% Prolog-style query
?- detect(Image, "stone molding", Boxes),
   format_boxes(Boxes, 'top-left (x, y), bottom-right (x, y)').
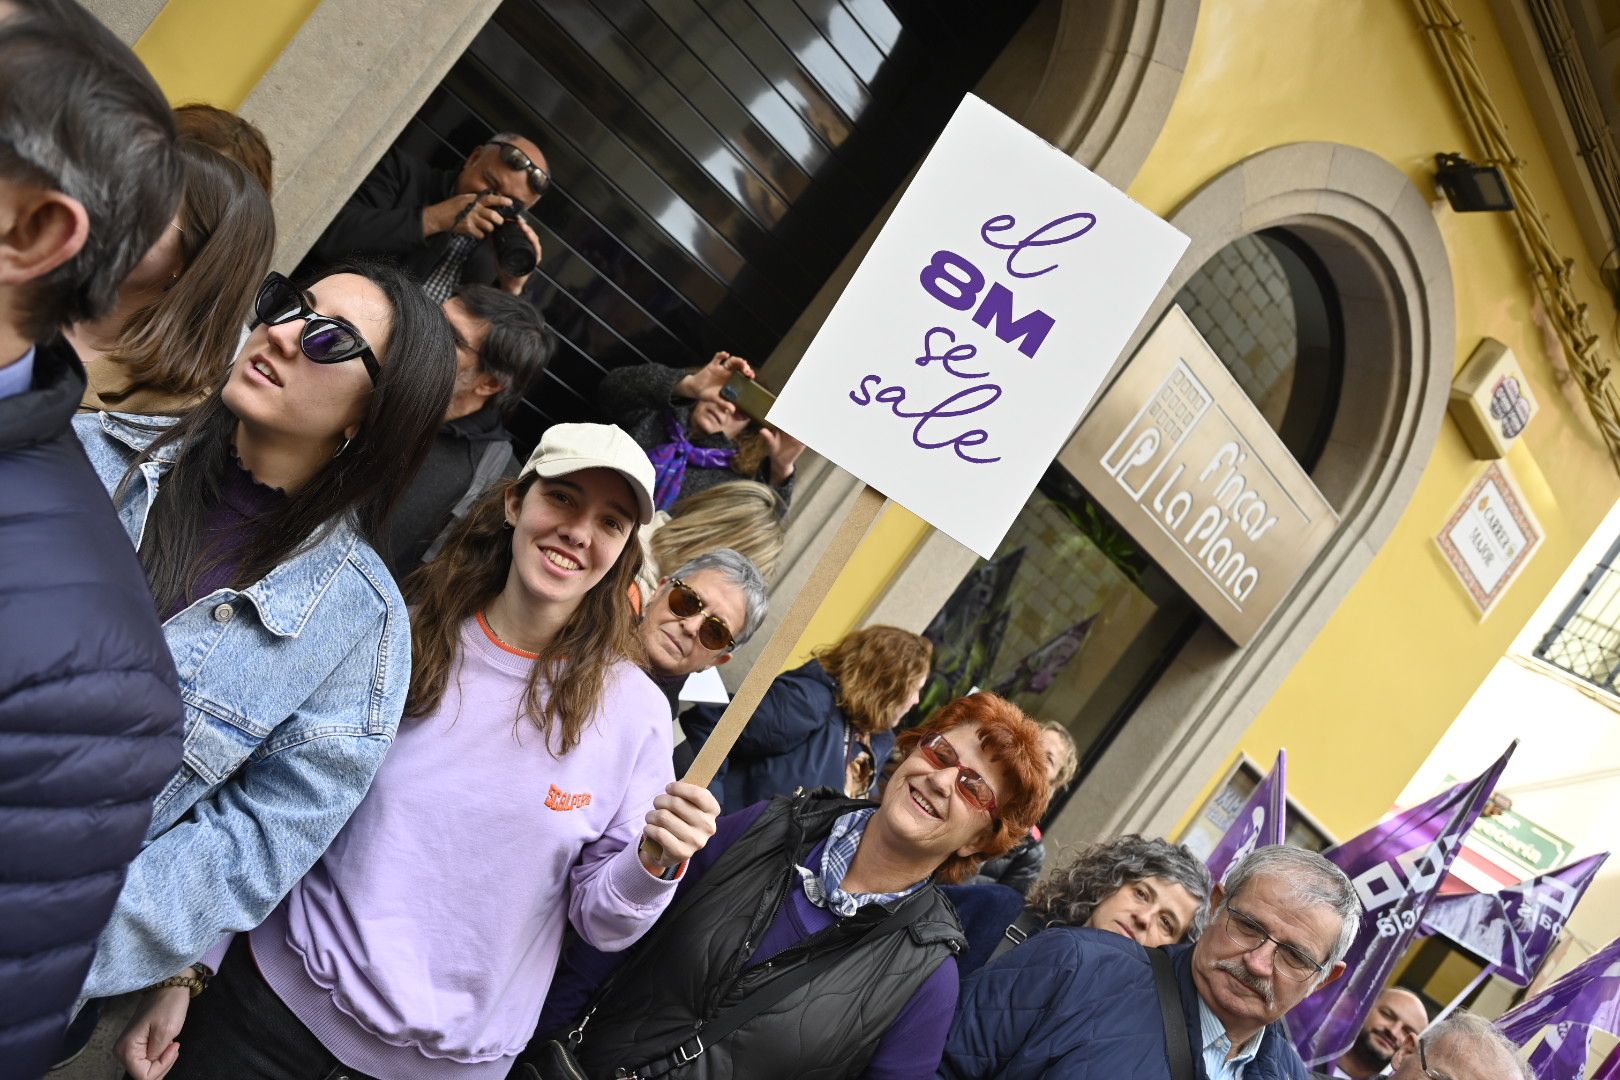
top-left (83, 0), bottom-right (165, 45)
top-left (238, 0), bottom-right (503, 273)
top-left (1045, 142), bottom-right (1456, 847)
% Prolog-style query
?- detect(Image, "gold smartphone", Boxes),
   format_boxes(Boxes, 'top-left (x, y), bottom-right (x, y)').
top-left (721, 372), bottom-right (777, 426)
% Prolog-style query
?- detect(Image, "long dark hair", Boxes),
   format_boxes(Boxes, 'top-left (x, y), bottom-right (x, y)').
top-left (101, 139), bottom-right (275, 407)
top-left (129, 259), bottom-right (455, 613)
top-left (402, 474), bottom-right (647, 752)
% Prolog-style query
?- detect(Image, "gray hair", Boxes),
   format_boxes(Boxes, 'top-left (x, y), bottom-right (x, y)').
top-left (0, 0), bottom-right (181, 338)
top-left (1421, 1011), bottom-right (1533, 1080)
top-left (670, 548), bottom-right (768, 648)
top-left (1028, 834), bottom-right (1215, 939)
top-left (1223, 845), bottom-right (1362, 972)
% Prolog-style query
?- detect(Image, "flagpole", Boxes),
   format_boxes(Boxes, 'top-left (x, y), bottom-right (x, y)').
top-left (1430, 963), bottom-right (1495, 1024)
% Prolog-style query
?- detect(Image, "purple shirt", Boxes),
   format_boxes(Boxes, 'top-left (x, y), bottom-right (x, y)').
top-left (249, 616), bottom-right (679, 1079)
top-left (541, 801), bottom-right (960, 1080)
top-left (160, 448), bottom-right (285, 620)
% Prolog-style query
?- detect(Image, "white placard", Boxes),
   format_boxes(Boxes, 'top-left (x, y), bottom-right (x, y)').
top-left (768, 94), bottom-right (1190, 558)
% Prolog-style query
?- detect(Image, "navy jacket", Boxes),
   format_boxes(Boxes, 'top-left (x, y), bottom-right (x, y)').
top-left (0, 339), bottom-right (183, 1077)
top-left (938, 929), bottom-right (1311, 1080)
top-left (683, 660), bottom-right (895, 812)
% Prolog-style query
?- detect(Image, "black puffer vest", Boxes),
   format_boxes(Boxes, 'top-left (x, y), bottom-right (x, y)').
top-left (573, 790), bottom-right (966, 1079)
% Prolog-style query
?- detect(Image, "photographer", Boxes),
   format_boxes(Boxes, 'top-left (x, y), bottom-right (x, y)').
top-left (302, 132), bottom-right (547, 302)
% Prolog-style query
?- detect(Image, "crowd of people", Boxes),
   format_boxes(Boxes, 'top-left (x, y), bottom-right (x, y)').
top-left (0, 3), bottom-right (1535, 1079)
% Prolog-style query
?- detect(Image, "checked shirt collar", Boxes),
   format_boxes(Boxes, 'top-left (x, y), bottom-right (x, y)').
top-left (794, 807), bottom-right (928, 917)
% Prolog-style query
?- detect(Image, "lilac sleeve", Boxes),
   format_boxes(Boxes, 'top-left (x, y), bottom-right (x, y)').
top-left (860, 957), bottom-right (960, 1080)
top-left (566, 684), bottom-right (682, 952)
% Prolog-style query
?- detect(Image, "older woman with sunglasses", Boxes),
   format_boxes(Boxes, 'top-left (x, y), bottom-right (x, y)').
top-left (121, 422), bottom-right (722, 1080)
top-left (527, 692), bottom-right (1051, 1080)
top-left (70, 261), bottom-right (455, 1065)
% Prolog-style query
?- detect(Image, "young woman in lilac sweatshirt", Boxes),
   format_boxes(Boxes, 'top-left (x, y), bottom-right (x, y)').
top-left (120, 423), bottom-right (722, 1080)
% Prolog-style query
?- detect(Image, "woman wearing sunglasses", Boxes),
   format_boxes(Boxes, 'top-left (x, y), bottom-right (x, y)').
top-left (683, 624), bottom-right (933, 811)
top-left (69, 261), bottom-right (455, 1052)
top-left (120, 422), bottom-right (722, 1080)
top-left (526, 692), bottom-right (1051, 1080)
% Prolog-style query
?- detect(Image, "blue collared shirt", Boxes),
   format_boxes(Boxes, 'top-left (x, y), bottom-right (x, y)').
top-left (1198, 993), bottom-right (1265, 1080)
top-left (793, 807), bottom-right (927, 916)
top-left (0, 346), bottom-right (35, 401)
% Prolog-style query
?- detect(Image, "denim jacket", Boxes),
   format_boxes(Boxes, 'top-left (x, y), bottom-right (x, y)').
top-left (73, 413), bottom-right (411, 998)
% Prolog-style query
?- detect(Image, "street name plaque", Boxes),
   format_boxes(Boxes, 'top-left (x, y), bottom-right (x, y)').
top-left (1060, 306), bottom-right (1339, 645)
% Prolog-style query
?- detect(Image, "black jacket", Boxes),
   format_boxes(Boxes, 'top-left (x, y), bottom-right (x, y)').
top-left (299, 146), bottom-right (505, 287)
top-left (969, 830), bottom-right (1046, 895)
top-left (383, 402), bottom-right (517, 577)
top-left (0, 339), bottom-right (183, 1077)
top-left (570, 791), bottom-right (964, 1079)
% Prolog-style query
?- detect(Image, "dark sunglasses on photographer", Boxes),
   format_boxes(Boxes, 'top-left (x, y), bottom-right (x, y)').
top-left (489, 140), bottom-right (550, 199)
top-left (253, 272), bottom-right (380, 384)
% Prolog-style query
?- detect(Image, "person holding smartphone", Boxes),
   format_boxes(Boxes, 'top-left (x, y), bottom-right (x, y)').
top-left (596, 351), bottom-right (805, 512)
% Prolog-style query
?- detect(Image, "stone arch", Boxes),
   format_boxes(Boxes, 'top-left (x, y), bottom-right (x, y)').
top-left (1048, 142), bottom-right (1456, 844)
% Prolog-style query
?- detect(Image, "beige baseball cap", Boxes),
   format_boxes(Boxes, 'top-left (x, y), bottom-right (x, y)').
top-left (517, 423), bottom-right (656, 525)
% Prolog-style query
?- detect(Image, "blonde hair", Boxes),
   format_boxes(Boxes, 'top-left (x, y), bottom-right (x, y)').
top-left (651, 480), bottom-right (785, 582)
top-left (815, 625), bottom-right (932, 736)
top-left (1040, 720), bottom-right (1080, 791)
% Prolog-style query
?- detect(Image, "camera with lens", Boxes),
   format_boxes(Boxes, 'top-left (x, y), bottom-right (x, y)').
top-left (491, 203), bottom-right (537, 279)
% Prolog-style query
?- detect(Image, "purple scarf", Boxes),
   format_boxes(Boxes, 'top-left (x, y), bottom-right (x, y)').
top-left (646, 410), bottom-right (736, 510)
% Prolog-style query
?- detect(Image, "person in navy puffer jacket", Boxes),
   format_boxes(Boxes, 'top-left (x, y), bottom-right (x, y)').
top-left (938, 846), bottom-right (1362, 1080)
top-left (683, 625), bottom-right (932, 810)
top-left (0, 2), bottom-right (186, 1076)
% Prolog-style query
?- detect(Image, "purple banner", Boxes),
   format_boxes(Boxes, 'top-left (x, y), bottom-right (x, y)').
top-left (1525, 1022), bottom-right (1592, 1080)
top-left (1497, 936), bottom-right (1620, 1048)
top-left (1420, 852), bottom-right (1607, 985)
top-left (1206, 749), bottom-right (1287, 887)
top-left (1286, 744), bottom-right (1515, 1066)
top-left (1419, 891), bottom-right (1523, 973)
top-left (1500, 852), bottom-right (1609, 985)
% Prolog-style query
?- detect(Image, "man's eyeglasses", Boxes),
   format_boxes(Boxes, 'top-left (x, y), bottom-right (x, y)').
top-left (489, 141), bottom-right (550, 199)
top-left (1217, 906), bottom-right (1327, 981)
top-left (915, 731), bottom-right (999, 820)
top-left (666, 578), bottom-right (735, 652)
top-left (1416, 1037), bottom-right (1452, 1080)
top-left (254, 272), bottom-right (380, 384)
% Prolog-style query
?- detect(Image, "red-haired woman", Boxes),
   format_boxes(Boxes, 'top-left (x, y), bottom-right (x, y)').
top-left (527, 692), bottom-right (1051, 1080)
top-left (683, 624), bottom-right (933, 810)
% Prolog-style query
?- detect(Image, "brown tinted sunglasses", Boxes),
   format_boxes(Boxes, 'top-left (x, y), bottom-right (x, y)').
top-left (667, 578), bottom-right (735, 652)
top-left (916, 731), bottom-right (1000, 819)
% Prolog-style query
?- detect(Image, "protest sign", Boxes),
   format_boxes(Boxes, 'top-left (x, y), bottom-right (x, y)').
top-left (1287, 744), bottom-right (1515, 1065)
top-left (1205, 749), bottom-right (1287, 886)
top-left (769, 93), bottom-right (1190, 560)
top-left (678, 95), bottom-right (1189, 794)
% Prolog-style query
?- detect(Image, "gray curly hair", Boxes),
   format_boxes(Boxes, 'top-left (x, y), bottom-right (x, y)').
top-left (1027, 834), bottom-right (1214, 940)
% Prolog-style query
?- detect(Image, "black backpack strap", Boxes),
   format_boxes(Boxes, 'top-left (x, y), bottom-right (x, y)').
top-left (1148, 946), bottom-right (1196, 1080)
top-left (987, 909), bottom-right (1046, 966)
top-left (637, 900), bottom-right (922, 1078)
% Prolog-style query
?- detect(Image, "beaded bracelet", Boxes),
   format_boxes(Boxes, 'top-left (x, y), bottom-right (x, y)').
top-left (149, 971), bottom-right (205, 999)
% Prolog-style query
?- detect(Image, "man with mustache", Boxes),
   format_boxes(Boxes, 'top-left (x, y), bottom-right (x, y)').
top-left (1312, 987), bottom-right (1429, 1078)
top-left (939, 845), bottom-right (1360, 1079)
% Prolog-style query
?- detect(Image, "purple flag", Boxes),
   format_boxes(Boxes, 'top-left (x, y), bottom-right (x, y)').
top-left (1419, 891), bottom-right (1524, 973)
top-left (1525, 1022), bottom-right (1592, 1080)
top-left (1420, 852), bottom-right (1608, 985)
top-left (1498, 852), bottom-right (1609, 985)
top-left (1206, 749), bottom-right (1287, 887)
top-left (1286, 744), bottom-right (1515, 1066)
top-left (1497, 936), bottom-right (1620, 1047)
top-left (1593, 1042), bottom-right (1620, 1080)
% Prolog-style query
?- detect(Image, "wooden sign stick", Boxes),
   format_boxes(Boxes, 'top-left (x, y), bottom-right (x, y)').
top-left (683, 482), bottom-right (887, 787)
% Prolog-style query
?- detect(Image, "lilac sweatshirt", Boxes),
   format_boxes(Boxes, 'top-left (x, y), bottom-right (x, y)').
top-left (540, 801), bottom-right (960, 1080)
top-left (249, 615), bottom-right (679, 1079)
